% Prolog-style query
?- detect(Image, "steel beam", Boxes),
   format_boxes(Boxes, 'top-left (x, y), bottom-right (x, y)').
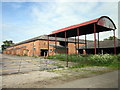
top-left (65, 31), bottom-right (68, 67)
top-left (75, 36), bottom-right (77, 55)
top-left (85, 34), bottom-right (87, 53)
top-left (77, 28), bottom-right (80, 55)
top-left (94, 24), bottom-right (97, 55)
top-left (55, 34), bottom-right (57, 53)
top-left (113, 30), bottom-right (116, 55)
top-left (98, 32), bottom-right (100, 54)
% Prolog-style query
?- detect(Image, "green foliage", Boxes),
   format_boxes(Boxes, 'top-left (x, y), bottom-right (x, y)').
top-left (104, 36), bottom-right (117, 40)
top-left (69, 64), bottom-right (85, 69)
top-left (16, 54), bottom-right (20, 56)
top-left (23, 54), bottom-right (27, 56)
top-left (50, 63), bottom-right (64, 68)
top-left (34, 56), bottom-right (38, 58)
top-left (48, 54), bottom-right (120, 69)
top-left (1, 40), bottom-right (14, 51)
top-left (88, 54), bottom-right (114, 66)
top-left (48, 54), bottom-right (67, 61)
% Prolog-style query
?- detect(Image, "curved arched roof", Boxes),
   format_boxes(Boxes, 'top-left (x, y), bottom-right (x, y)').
top-left (49, 16), bottom-right (116, 38)
top-left (97, 16), bottom-right (116, 29)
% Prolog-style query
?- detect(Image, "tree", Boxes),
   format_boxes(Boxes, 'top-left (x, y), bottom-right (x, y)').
top-left (1, 40), bottom-right (14, 51)
top-left (104, 36), bottom-right (117, 40)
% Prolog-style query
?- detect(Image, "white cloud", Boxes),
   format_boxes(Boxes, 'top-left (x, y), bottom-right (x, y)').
top-left (30, 2), bottom-right (98, 32)
top-left (29, 2), bottom-right (118, 40)
top-left (2, 1), bottom-right (118, 44)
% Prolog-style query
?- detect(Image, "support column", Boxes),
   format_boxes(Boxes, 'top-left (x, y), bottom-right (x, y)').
top-left (48, 36), bottom-right (49, 57)
top-left (55, 34), bottom-right (57, 54)
top-left (113, 30), bottom-right (116, 55)
top-left (94, 24), bottom-right (97, 55)
top-left (65, 31), bottom-right (68, 67)
top-left (98, 32), bottom-right (100, 54)
top-left (85, 34), bottom-right (87, 54)
top-left (77, 28), bottom-right (80, 55)
top-left (75, 36), bottom-right (77, 55)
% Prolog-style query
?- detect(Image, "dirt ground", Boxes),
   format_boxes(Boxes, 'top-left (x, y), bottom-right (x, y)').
top-left (2, 71), bottom-right (61, 88)
top-left (0, 76), bottom-right (2, 89)
top-left (1, 54), bottom-right (75, 75)
top-left (2, 66), bottom-right (114, 88)
top-left (1, 54), bottom-right (117, 88)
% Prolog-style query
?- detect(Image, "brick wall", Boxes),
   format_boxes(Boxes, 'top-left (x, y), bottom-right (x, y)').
top-left (3, 39), bottom-right (84, 56)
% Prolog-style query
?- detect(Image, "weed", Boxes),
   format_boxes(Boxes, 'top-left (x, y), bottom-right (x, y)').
top-left (23, 54), bottom-right (27, 56)
top-left (48, 54), bottom-right (120, 69)
top-left (50, 63), bottom-right (64, 68)
top-left (16, 54), bottom-right (20, 56)
top-left (33, 56), bottom-right (38, 58)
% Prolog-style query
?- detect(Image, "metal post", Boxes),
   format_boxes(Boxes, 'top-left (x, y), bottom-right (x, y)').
top-left (77, 28), bottom-right (80, 55)
top-left (65, 31), bottom-right (68, 67)
top-left (75, 36), bottom-right (77, 55)
top-left (55, 34), bottom-right (57, 54)
top-left (85, 34), bottom-right (87, 54)
top-left (48, 36), bottom-right (49, 57)
top-left (94, 24), bottom-right (97, 55)
top-left (113, 30), bottom-right (116, 55)
top-left (98, 32), bottom-right (100, 54)
top-left (66, 33), bottom-right (68, 67)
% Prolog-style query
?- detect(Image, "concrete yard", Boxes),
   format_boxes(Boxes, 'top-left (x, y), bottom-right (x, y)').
top-left (1, 54), bottom-right (119, 88)
top-left (1, 54), bottom-right (74, 75)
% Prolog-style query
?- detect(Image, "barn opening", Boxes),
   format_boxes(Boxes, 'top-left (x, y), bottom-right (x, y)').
top-left (40, 49), bottom-right (48, 56)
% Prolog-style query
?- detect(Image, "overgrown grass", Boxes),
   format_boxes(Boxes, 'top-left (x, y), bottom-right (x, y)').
top-left (16, 54), bottom-right (20, 56)
top-left (23, 54), bottom-right (27, 56)
top-left (32, 56), bottom-right (38, 58)
top-left (50, 63), bottom-right (64, 68)
top-left (48, 54), bottom-right (120, 69)
top-left (48, 54), bottom-right (67, 61)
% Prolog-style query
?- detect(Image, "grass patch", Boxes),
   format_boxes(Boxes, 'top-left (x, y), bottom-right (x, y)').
top-left (33, 56), bottom-right (38, 58)
top-left (16, 54), bottom-right (20, 56)
top-left (23, 54), bottom-right (27, 56)
top-left (47, 70), bottom-right (57, 72)
top-left (50, 63), bottom-right (64, 68)
top-left (48, 54), bottom-right (120, 69)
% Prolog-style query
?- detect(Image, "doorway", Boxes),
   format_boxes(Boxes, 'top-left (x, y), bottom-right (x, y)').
top-left (40, 49), bottom-right (48, 56)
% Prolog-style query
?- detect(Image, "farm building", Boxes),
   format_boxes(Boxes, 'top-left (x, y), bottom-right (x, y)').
top-left (3, 16), bottom-right (118, 56)
top-left (79, 39), bottom-right (120, 54)
top-left (48, 16), bottom-right (117, 55)
top-left (3, 35), bottom-right (85, 56)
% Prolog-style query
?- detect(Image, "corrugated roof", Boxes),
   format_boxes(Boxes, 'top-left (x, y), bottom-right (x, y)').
top-left (9, 35), bottom-right (85, 47)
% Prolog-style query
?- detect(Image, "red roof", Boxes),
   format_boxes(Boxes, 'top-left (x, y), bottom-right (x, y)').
top-left (49, 16), bottom-right (116, 37)
top-left (51, 18), bottom-right (99, 35)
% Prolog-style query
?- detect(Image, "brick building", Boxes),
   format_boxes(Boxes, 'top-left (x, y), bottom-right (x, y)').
top-left (3, 16), bottom-right (117, 56)
top-left (3, 35), bottom-right (85, 56)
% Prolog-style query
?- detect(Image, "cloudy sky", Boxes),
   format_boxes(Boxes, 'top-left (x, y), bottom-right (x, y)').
top-left (1, 0), bottom-right (119, 46)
